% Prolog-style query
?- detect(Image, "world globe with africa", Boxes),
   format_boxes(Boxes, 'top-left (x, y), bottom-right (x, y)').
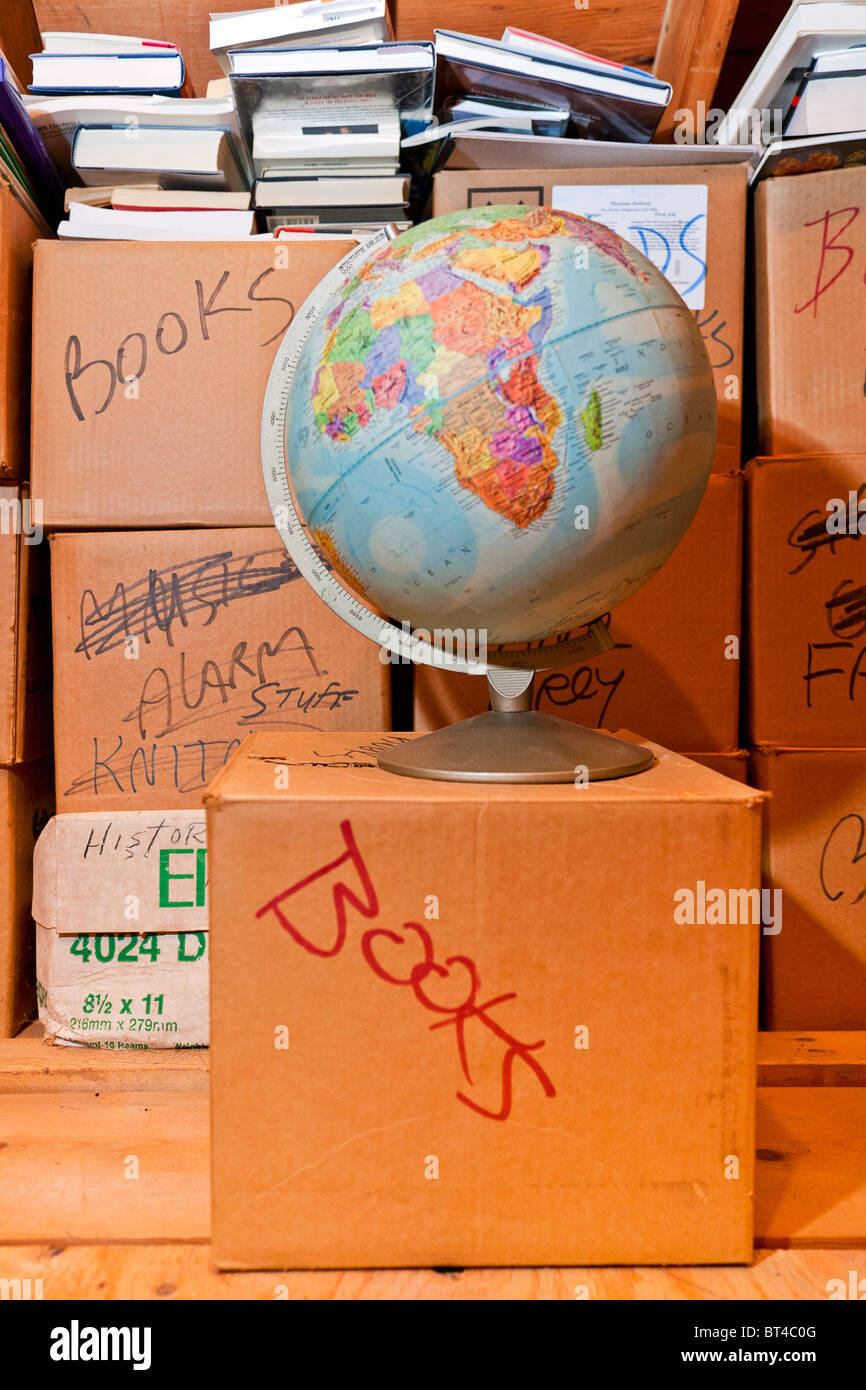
top-left (287, 204), bottom-right (716, 648)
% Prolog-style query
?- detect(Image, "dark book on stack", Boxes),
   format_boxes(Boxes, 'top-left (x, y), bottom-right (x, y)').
top-left (433, 29), bottom-right (671, 142)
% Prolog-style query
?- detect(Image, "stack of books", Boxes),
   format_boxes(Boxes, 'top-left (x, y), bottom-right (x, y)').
top-left (398, 26), bottom-right (675, 194)
top-left (23, 29), bottom-right (253, 236)
top-left (214, 12), bottom-right (674, 232)
top-left (432, 27), bottom-right (671, 142)
top-left (214, 2), bottom-right (431, 234)
top-left (716, 0), bottom-right (866, 182)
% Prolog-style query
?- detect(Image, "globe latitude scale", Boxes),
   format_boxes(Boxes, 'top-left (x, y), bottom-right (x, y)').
top-left (262, 206), bottom-right (717, 782)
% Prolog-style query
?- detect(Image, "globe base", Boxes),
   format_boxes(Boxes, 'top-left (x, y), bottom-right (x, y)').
top-left (377, 710), bottom-right (654, 784)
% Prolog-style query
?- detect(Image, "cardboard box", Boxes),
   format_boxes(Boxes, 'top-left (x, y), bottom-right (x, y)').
top-left (433, 163), bottom-right (750, 474)
top-left (751, 747), bottom-right (866, 1030)
top-left (33, 811), bottom-right (208, 1047)
top-left (0, 760), bottom-right (53, 1036)
top-left (756, 166), bottom-right (866, 454)
top-left (746, 454), bottom-right (866, 748)
top-left (207, 730), bottom-right (762, 1269)
top-left (0, 188), bottom-right (39, 481)
top-left (31, 239), bottom-right (349, 528)
top-left (415, 473), bottom-right (742, 752)
top-left (0, 485), bottom-right (51, 765)
top-left (50, 527), bottom-right (390, 813)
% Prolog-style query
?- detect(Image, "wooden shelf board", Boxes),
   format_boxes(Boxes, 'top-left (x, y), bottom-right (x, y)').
top-left (2, 1030), bottom-right (865, 1252)
top-left (1, 1242), bottom-right (860, 1300)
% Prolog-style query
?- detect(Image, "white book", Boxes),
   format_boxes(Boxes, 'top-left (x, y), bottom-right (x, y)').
top-left (813, 45), bottom-right (866, 75)
top-left (253, 124), bottom-right (399, 166)
top-left (30, 50), bottom-right (187, 93)
top-left (228, 42), bottom-right (433, 75)
top-left (500, 26), bottom-right (664, 88)
top-left (58, 220), bottom-right (255, 241)
top-left (448, 96), bottom-right (570, 134)
top-left (209, 0), bottom-right (392, 75)
top-left (717, 2), bottom-right (866, 145)
top-left (262, 164), bottom-right (400, 180)
top-left (39, 32), bottom-right (179, 54)
top-left (403, 112), bottom-right (565, 146)
top-left (23, 93), bottom-right (249, 184)
top-left (110, 186), bottom-right (252, 210)
top-left (72, 125), bottom-right (247, 191)
top-left (254, 173), bottom-right (408, 206)
top-left (259, 160), bottom-right (399, 176)
top-left (786, 70), bottom-right (866, 136)
top-left (434, 30), bottom-right (669, 106)
top-left (62, 201), bottom-right (256, 236)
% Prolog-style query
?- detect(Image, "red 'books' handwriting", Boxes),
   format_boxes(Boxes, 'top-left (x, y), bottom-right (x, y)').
top-left (794, 205), bottom-right (861, 319)
top-left (256, 819), bottom-right (556, 1122)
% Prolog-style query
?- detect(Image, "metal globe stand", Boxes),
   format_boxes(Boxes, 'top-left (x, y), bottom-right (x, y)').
top-left (378, 652), bottom-right (654, 784)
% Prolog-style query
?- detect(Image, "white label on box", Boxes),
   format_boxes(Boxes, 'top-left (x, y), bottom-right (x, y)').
top-left (36, 923), bottom-right (209, 1049)
top-left (551, 183), bottom-right (708, 308)
top-left (33, 812), bottom-right (208, 934)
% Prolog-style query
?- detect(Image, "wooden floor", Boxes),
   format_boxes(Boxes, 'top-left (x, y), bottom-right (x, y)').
top-left (1, 1028), bottom-right (864, 1300)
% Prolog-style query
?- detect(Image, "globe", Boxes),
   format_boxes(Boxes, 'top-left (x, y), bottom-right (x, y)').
top-left (283, 204), bottom-right (716, 652)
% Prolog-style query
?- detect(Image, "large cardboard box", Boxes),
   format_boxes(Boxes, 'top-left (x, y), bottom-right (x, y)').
top-left (0, 760), bottom-right (53, 1036)
top-left (415, 473), bottom-right (742, 752)
top-left (33, 811), bottom-right (209, 1048)
top-left (0, 189), bottom-right (39, 481)
top-left (0, 485), bottom-right (51, 765)
top-left (756, 166), bottom-right (866, 455)
top-left (50, 528), bottom-right (390, 813)
top-left (751, 747), bottom-right (866, 1030)
top-left (746, 454), bottom-right (866, 748)
top-left (31, 239), bottom-right (348, 528)
top-left (207, 730), bottom-right (762, 1269)
top-left (433, 163), bottom-right (749, 474)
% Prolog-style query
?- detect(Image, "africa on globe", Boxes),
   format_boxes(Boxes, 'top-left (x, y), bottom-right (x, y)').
top-left (285, 204), bottom-right (716, 649)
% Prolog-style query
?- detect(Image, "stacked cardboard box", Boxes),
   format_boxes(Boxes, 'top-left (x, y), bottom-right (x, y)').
top-left (746, 454), bottom-right (866, 1028)
top-left (419, 159), bottom-right (752, 770)
top-left (0, 190), bottom-right (55, 1036)
top-left (29, 238), bottom-right (391, 1045)
top-left (752, 164), bottom-right (866, 1028)
top-left (207, 730), bottom-right (763, 1269)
